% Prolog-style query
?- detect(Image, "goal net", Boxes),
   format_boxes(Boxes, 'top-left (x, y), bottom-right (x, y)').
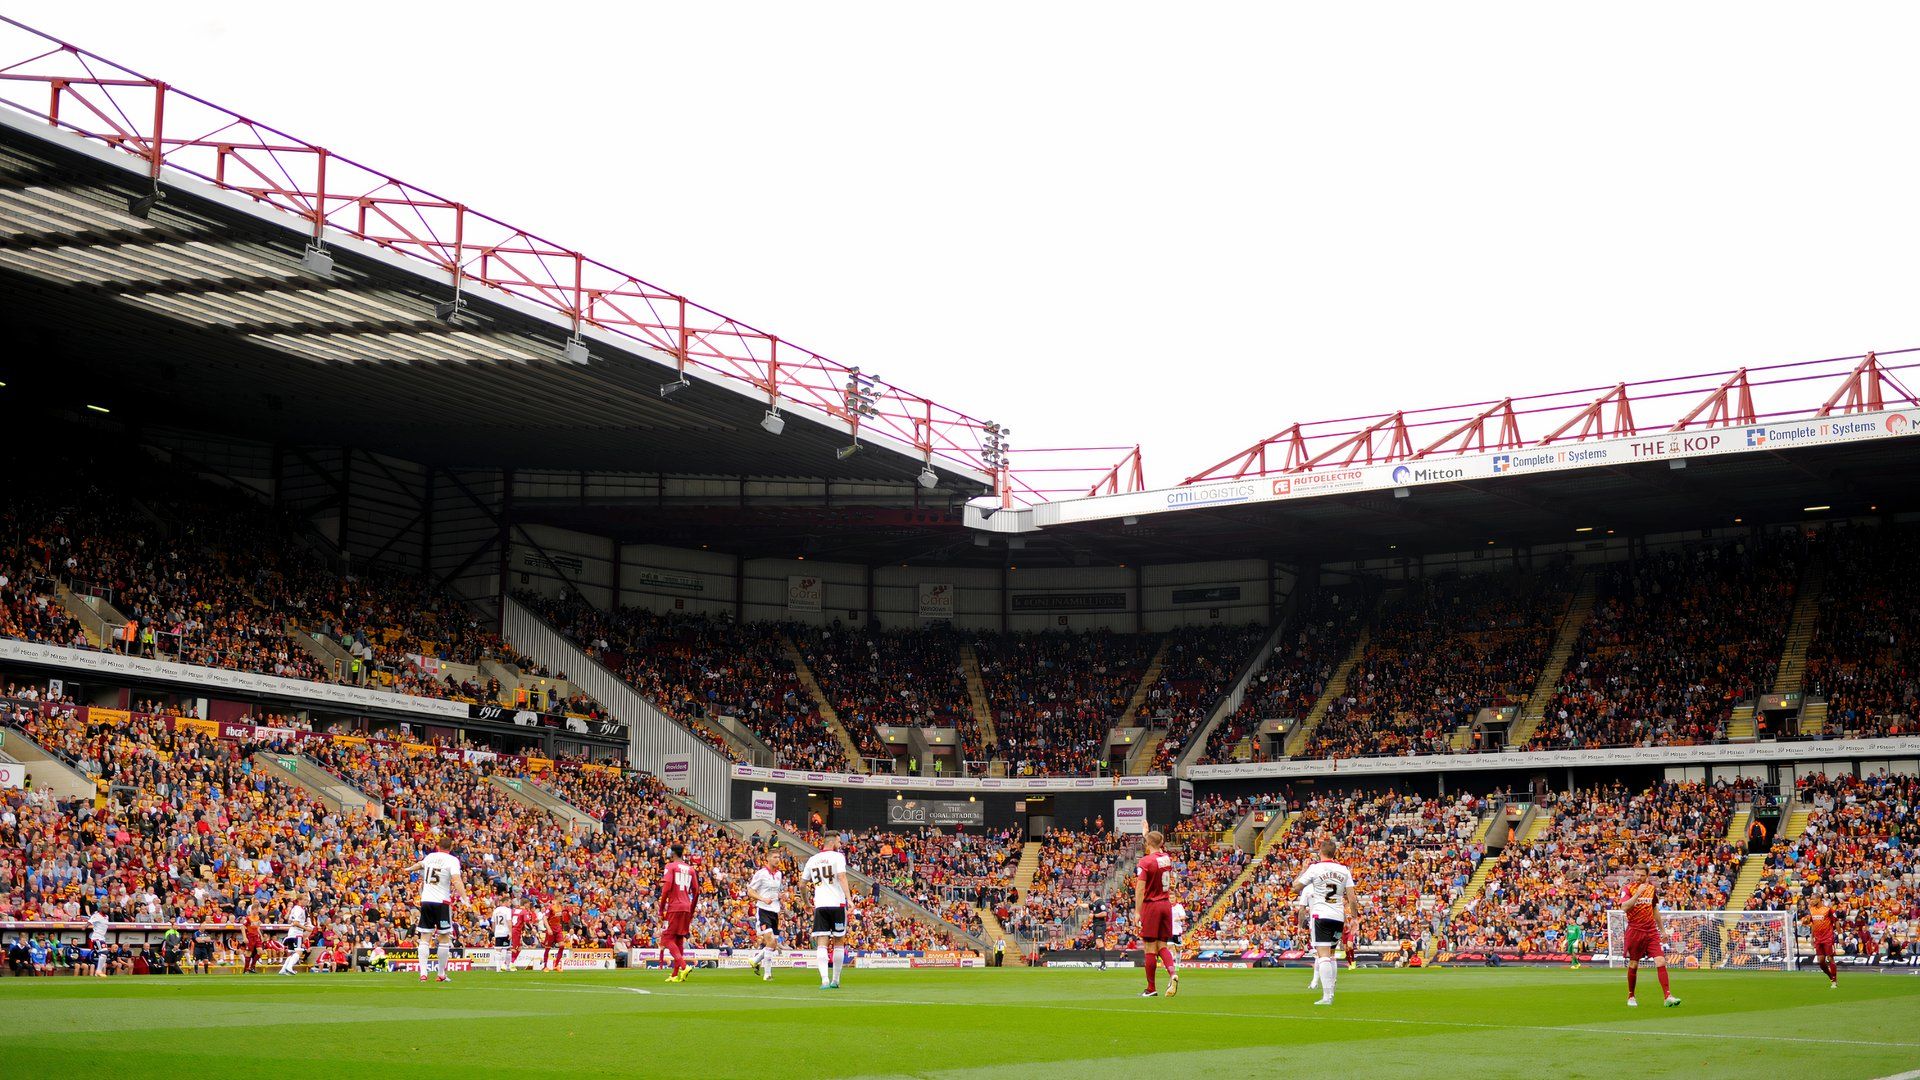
top-left (1605, 909), bottom-right (1794, 972)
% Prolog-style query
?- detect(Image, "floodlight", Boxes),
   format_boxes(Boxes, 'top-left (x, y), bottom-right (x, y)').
top-left (128, 189), bottom-right (164, 219)
top-left (658, 378), bottom-right (689, 399)
top-left (300, 244), bottom-right (334, 277)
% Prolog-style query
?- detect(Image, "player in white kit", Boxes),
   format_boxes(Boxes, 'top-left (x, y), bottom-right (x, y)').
top-left (1294, 839), bottom-right (1356, 1006)
top-left (407, 845), bottom-right (467, 983)
top-left (489, 897), bottom-right (514, 970)
top-left (802, 835), bottom-right (850, 990)
top-left (746, 848), bottom-right (786, 981)
top-left (278, 896), bottom-right (311, 975)
top-left (89, 907), bottom-right (110, 977)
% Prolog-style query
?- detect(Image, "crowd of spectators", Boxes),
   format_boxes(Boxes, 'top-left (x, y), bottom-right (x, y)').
top-left (0, 701), bottom-right (973, 959)
top-left (524, 595), bottom-right (845, 769)
top-left (795, 625), bottom-right (975, 760)
top-left (1197, 589), bottom-right (1372, 764)
top-left (1448, 780), bottom-right (1744, 953)
top-left (976, 631), bottom-right (1159, 775)
top-left (1528, 541), bottom-right (1800, 751)
top-left (783, 824), bottom-right (1023, 937)
top-left (1138, 623), bottom-right (1267, 771)
top-left (0, 454), bottom-right (600, 719)
top-left (1306, 571), bottom-right (1572, 759)
top-left (1201, 789), bottom-right (1483, 952)
top-left (1805, 525), bottom-right (1920, 739)
top-left (1003, 827), bottom-right (1140, 949)
top-left (1749, 772), bottom-right (1918, 959)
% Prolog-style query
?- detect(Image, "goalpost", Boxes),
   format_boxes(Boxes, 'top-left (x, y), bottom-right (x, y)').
top-left (1604, 909), bottom-right (1795, 972)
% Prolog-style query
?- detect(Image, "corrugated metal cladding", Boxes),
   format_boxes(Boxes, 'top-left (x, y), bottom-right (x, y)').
top-left (503, 597), bottom-right (731, 815)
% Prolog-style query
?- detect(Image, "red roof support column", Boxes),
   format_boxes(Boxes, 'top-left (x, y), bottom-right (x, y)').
top-left (1668, 368), bottom-right (1756, 431)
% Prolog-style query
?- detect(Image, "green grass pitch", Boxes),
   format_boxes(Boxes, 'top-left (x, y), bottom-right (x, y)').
top-left (3, 966), bottom-right (1917, 1079)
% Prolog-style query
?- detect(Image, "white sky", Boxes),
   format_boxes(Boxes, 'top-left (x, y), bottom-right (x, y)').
top-left (23, 2), bottom-right (1920, 490)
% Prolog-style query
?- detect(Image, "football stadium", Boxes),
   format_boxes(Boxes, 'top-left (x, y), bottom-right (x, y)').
top-left (2, 10), bottom-right (1919, 1080)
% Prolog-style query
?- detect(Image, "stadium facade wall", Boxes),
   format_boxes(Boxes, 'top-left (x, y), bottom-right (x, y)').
top-left (512, 537), bottom-right (1283, 632)
top-left (729, 775), bottom-right (1177, 835)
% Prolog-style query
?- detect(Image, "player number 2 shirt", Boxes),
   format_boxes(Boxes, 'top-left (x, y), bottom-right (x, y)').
top-left (1294, 860), bottom-right (1356, 922)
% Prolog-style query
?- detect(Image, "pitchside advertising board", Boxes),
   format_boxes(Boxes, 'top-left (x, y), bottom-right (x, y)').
top-left (1009, 406), bottom-right (1920, 529)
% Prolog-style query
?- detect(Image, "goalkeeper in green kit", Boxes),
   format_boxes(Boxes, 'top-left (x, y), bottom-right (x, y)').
top-left (1566, 921), bottom-right (1584, 969)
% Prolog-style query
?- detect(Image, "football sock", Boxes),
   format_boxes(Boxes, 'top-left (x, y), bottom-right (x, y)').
top-left (437, 942), bottom-right (451, 978)
top-left (817, 944), bottom-right (831, 983)
top-left (1322, 958), bottom-right (1337, 997)
top-left (1656, 967), bottom-right (1670, 996)
top-left (831, 946), bottom-right (845, 983)
top-left (1144, 950), bottom-right (1158, 991)
top-left (1158, 947), bottom-right (1177, 976)
top-left (1627, 966), bottom-right (1637, 995)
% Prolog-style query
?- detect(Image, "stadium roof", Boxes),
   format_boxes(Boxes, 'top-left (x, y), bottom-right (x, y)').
top-left (0, 109), bottom-right (998, 490)
top-left (0, 19), bottom-right (1161, 504)
top-left (2, 18), bottom-right (1916, 571)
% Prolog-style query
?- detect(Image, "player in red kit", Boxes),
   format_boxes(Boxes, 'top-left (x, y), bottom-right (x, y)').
top-left (1619, 867), bottom-right (1680, 1007)
top-left (1133, 829), bottom-right (1180, 998)
top-left (659, 843), bottom-right (699, 983)
top-left (241, 913), bottom-right (263, 975)
top-left (542, 902), bottom-right (568, 971)
top-left (510, 902), bottom-right (535, 971)
top-left (1807, 892), bottom-right (1839, 988)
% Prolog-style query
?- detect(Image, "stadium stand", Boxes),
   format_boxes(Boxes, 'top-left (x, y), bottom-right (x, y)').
top-left (1748, 772), bottom-right (1919, 960)
top-left (1137, 624), bottom-right (1267, 771)
top-left (519, 595), bottom-right (846, 769)
top-left (1199, 789), bottom-right (1484, 954)
top-left (0, 699), bottom-right (969, 957)
top-left (975, 631), bottom-right (1160, 776)
top-left (794, 625), bottom-right (976, 763)
top-left (782, 824), bottom-right (1023, 937)
top-left (1447, 781), bottom-right (1746, 955)
top-left (1526, 540), bottom-right (1801, 750)
top-left (1803, 525), bottom-right (1920, 739)
top-left (1196, 588), bottom-right (1371, 764)
top-left (1305, 570), bottom-right (1574, 759)
top-left (1003, 828), bottom-right (1142, 950)
top-left (0, 453), bottom-right (607, 719)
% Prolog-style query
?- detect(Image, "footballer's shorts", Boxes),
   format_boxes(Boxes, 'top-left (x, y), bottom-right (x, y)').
top-left (1312, 917), bottom-right (1345, 949)
top-left (757, 908), bottom-right (781, 935)
top-left (1813, 931), bottom-right (1837, 956)
top-left (1138, 900), bottom-right (1173, 942)
top-left (812, 906), bottom-right (848, 938)
top-left (493, 934), bottom-right (511, 948)
top-left (282, 934), bottom-right (304, 950)
top-left (417, 901), bottom-right (453, 934)
top-left (1623, 925), bottom-right (1663, 961)
top-left (664, 910), bottom-right (694, 938)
